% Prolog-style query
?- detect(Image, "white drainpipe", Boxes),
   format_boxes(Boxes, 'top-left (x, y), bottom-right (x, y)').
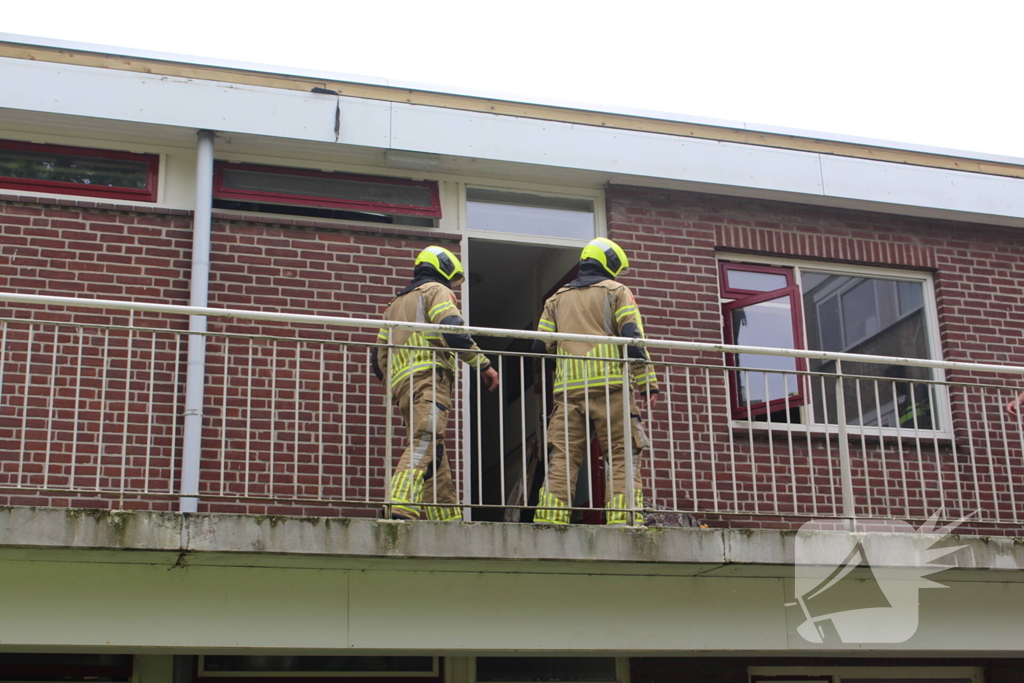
top-left (179, 130), bottom-right (215, 513)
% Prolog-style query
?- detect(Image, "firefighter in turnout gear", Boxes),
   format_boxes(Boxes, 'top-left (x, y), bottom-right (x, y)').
top-left (533, 238), bottom-right (658, 525)
top-left (372, 246), bottom-right (499, 521)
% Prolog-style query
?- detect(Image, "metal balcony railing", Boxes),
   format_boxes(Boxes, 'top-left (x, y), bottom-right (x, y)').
top-left (1, 292), bottom-right (1023, 529)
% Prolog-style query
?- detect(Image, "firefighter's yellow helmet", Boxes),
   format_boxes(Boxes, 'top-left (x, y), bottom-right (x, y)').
top-left (580, 237), bottom-right (629, 278)
top-left (415, 246), bottom-right (465, 285)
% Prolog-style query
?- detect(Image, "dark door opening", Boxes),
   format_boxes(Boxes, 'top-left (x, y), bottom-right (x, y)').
top-left (465, 238), bottom-right (579, 522)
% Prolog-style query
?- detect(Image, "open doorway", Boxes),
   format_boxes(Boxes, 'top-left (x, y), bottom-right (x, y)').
top-left (465, 238), bottom-right (580, 522)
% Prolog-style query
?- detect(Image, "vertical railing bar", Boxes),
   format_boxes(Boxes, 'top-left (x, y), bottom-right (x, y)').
top-left (834, 360), bottom-right (856, 523)
top-left (476, 362), bottom-right (483, 513)
top-left (1012, 386), bottom-right (1024, 523)
top-left (519, 355), bottom-right (527, 520)
top-left (622, 347), bottom-right (636, 525)
top-left (909, 381), bottom-right (927, 517)
top-left (144, 330), bottom-right (157, 494)
top-left (783, 373), bottom-right (797, 515)
top-left (891, 380), bottom-right (909, 518)
top-left (994, 385), bottom-right (1016, 523)
top-left (665, 365), bottom-right (678, 511)
top-left (170, 332), bottom-right (183, 495)
top-left (294, 342), bottom-right (301, 499)
top-left (430, 349), bottom-right (437, 515)
top-left (341, 345), bottom-right (349, 500)
top-left (929, 383), bottom-right (947, 518)
top-left (594, 353), bottom-right (605, 519)
top-left (364, 346), bottom-right (372, 503)
top-left (582, 354), bottom-right (594, 517)
top-left (945, 383), bottom-right (965, 520)
top-left (872, 379), bottom-right (891, 513)
top-left (539, 350), bottom-right (548, 516)
top-left (18, 325), bottom-right (36, 488)
top-left (726, 367), bottom-right (740, 515)
top-left (118, 311), bottom-right (136, 502)
top-left (704, 366), bottom-right (717, 513)
top-left (803, 371), bottom-right (818, 517)
top-left (383, 332), bottom-right (394, 514)
top-left (317, 343), bottom-right (325, 501)
top-left (96, 328), bottom-right (111, 492)
top-left (244, 339), bottom-right (254, 499)
top-left (70, 328), bottom-right (85, 492)
top-left (819, 374), bottom-right (836, 516)
top-left (853, 378), bottom-right (871, 516)
top-left (965, 384), bottom-right (982, 517)
top-left (498, 354), bottom-right (506, 507)
top-left (763, 372), bottom-right (778, 514)
top-left (43, 325), bottom-right (59, 490)
top-left (745, 371), bottom-right (757, 515)
top-left (269, 340), bottom-right (279, 498)
top-left (219, 337), bottom-right (230, 499)
top-left (978, 382), bottom-right (999, 522)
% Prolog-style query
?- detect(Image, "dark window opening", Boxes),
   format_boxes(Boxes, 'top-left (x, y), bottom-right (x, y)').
top-left (213, 162), bottom-right (441, 223)
top-left (475, 657), bottom-right (617, 683)
top-left (0, 139), bottom-right (158, 202)
top-left (0, 653), bottom-right (133, 681)
top-left (199, 655), bottom-right (437, 677)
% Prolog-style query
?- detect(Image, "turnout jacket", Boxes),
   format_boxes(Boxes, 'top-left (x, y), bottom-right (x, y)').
top-left (374, 281), bottom-right (490, 389)
top-left (537, 280), bottom-right (659, 394)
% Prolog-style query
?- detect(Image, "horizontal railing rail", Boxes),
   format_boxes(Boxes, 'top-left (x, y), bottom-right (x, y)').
top-left (1, 292), bottom-right (1022, 531)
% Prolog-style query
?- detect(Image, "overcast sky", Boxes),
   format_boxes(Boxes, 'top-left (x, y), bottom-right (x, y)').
top-left (5, 0), bottom-right (1023, 160)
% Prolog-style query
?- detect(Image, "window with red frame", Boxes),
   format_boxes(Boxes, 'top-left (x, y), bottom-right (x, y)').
top-left (0, 139), bottom-right (158, 202)
top-left (720, 262), bottom-right (807, 422)
top-left (719, 260), bottom-right (940, 430)
top-left (213, 162), bottom-right (441, 227)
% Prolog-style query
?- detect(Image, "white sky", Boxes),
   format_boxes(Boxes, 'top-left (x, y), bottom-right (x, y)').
top-left (4, 0), bottom-right (1024, 159)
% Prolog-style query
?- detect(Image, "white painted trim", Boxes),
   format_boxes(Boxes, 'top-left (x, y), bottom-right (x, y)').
top-left (4, 32), bottom-right (1023, 167)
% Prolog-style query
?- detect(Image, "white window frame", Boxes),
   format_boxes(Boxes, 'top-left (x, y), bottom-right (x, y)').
top-left (748, 664), bottom-right (984, 682)
top-left (717, 252), bottom-right (952, 440)
top-left (470, 656), bottom-right (629, 683)
top-left (460, 181), bottom-right (606, 248)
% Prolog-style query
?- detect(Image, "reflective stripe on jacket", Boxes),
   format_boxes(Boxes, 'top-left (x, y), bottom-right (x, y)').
top-left (376, 281), bottom-right (489, 389)
top-left (537, 280), bottom-right (658, 394)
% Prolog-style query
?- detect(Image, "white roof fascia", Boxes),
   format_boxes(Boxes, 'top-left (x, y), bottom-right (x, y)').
top-left (2, 31), bottom-right (1023, 168)
top-left (2, 55), bottom-right (1024, 227)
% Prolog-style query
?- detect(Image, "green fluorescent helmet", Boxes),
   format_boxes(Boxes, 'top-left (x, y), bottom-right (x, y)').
top-left (415, 246), bottom-right (465, 285)
top-left (580, 237), bottom-right (629, 278)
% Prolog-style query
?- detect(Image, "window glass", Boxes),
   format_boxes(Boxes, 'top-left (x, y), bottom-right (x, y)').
top-left (727, 270), bottom-right (789, 292)
top-left (222, 167), bottom-right (435, 210)
top-left (0, 654), bottom-right (132, 681)
top-left (802, 272), bottom-right (934, 429)
top-left (0, 147), bottom-right (149, 188)
top-left (0, 140), bottom-right (158, 201)
top-left (466, 189), bottom-right (595, 240)
top-left (475, 657), bottom-right (616, 683)
top-left (728, 294), bottom-right (800, 413)
top-left (721, 262), bottom-right (939, 431)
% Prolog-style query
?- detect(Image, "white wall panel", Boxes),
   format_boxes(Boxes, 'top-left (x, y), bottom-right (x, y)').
top-left (390, 103), bottom-right (825, 196)
top-left (821, 155), bottom-right (1024, 220)
top-left (0, 57), bottom-right (340, 142)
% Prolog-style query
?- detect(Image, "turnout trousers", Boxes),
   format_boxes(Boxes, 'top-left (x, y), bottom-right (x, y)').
top-left (388, 369), bottom-right (462, 521)
top-left (535, 387), bottom-right (648, 525)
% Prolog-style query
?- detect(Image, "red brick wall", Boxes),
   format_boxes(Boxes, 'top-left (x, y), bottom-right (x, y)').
top-left (3, 185), bottom-right (1023, 532)
top-left (608, 186), bottom-right (1024, 534)
top-left (0, 195), bottom-right (459, 516)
